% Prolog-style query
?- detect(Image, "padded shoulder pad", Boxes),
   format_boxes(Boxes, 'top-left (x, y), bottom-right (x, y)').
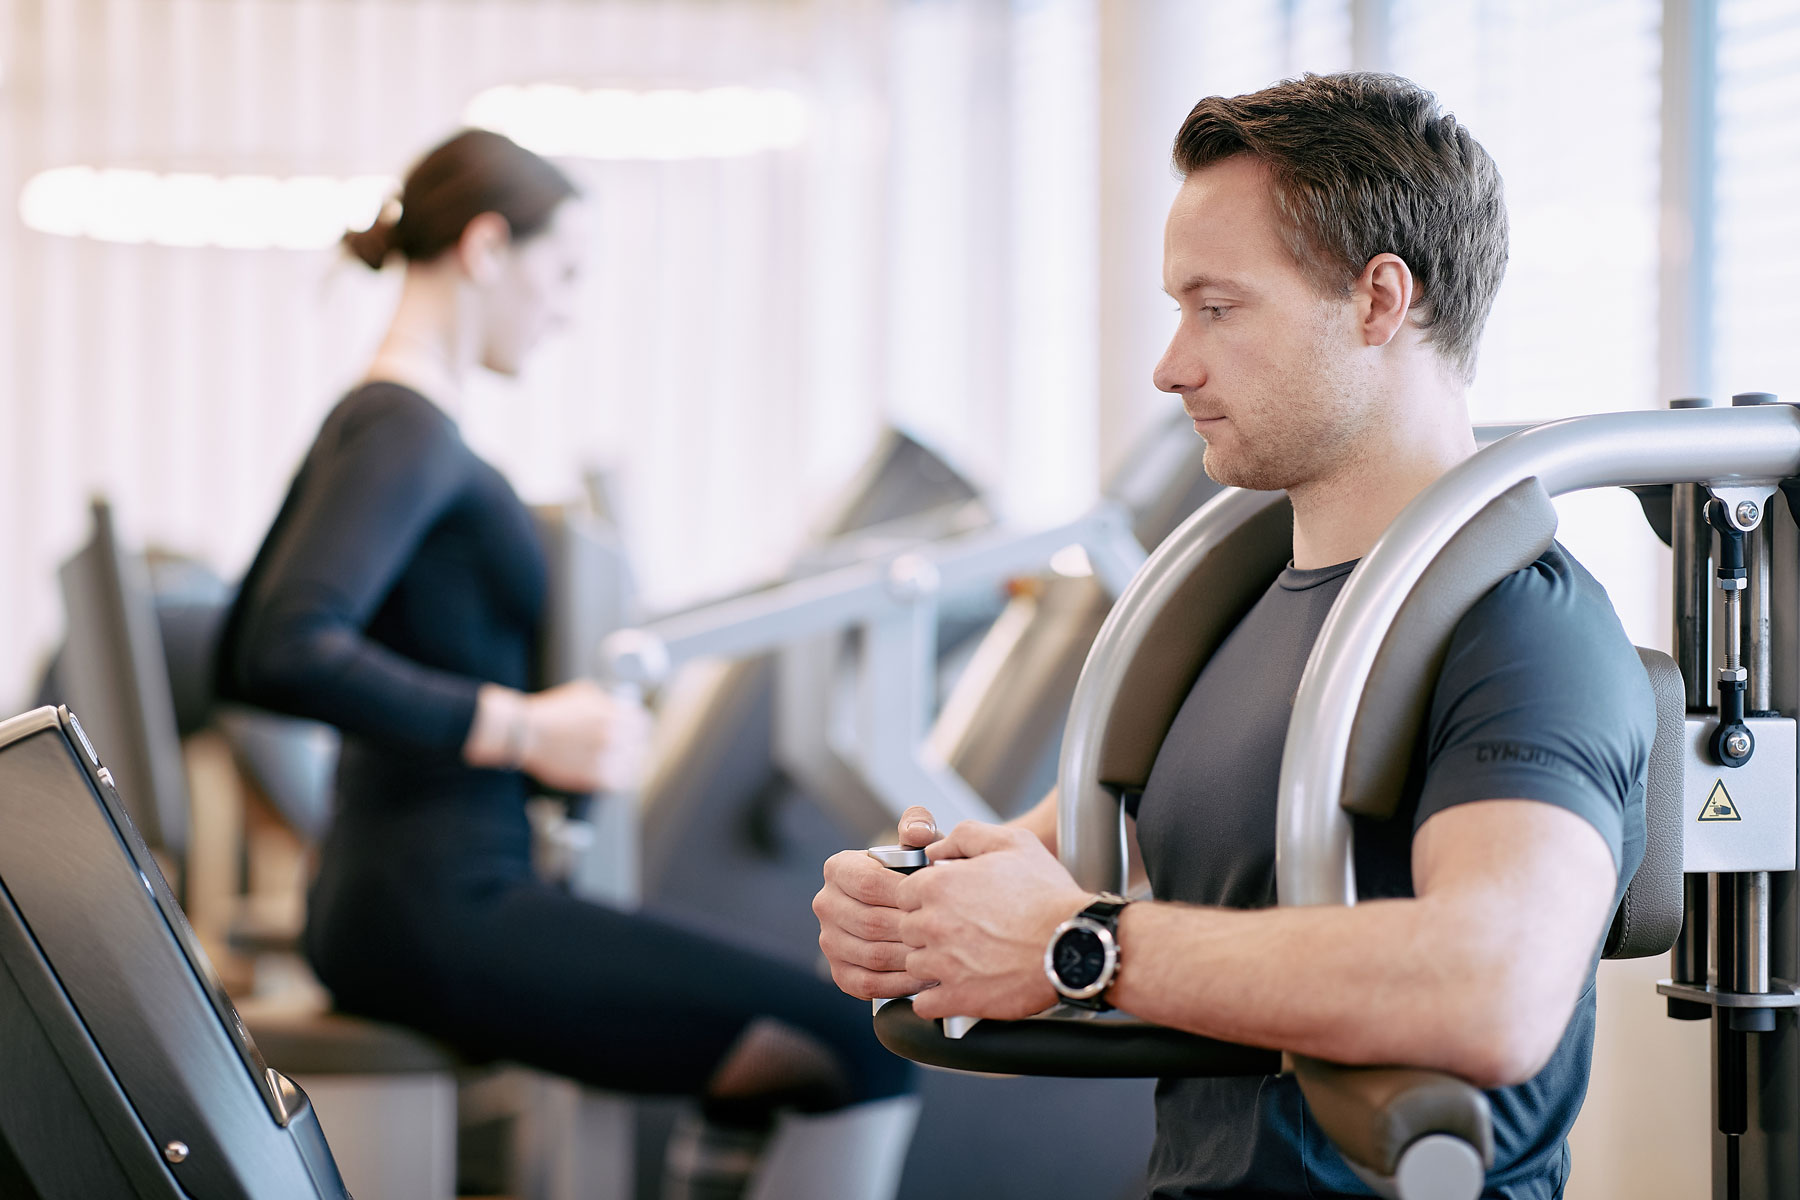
top-left (1096, 495), bottom-right (1293, 788)
top-left (1604, 648), bottom-right (1685, 959)
top-left (1342, 479), bottom-right (1557, 820)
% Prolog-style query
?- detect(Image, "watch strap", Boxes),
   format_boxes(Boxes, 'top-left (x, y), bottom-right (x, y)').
top-left (1082, 892), bottom-right (1130, 922)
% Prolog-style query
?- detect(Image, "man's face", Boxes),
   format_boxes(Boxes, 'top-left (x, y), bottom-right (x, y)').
top-left (1153, 156), bottom-right (1379, 492)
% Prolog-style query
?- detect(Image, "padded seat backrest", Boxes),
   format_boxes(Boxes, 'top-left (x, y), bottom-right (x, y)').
top-left (1604, 649), bottom-right (1685, 959)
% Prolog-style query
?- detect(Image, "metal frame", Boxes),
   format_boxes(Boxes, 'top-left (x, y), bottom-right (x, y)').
top-left (1277, 404), bottom-right (1800, 905)
top-left (602, 502), bottom-right (1147, 833)
top-left (1044, 405), bottom-right (1800, 1199)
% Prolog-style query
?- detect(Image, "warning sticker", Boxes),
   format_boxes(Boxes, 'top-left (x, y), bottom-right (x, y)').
top-left (1699, 780), bottom-right (1742, 822)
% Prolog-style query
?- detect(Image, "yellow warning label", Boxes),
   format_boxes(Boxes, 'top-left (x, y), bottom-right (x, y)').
top-left (1699, 780), bottom-right (1742, 822)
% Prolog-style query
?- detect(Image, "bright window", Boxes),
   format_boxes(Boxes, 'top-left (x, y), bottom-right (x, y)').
top-left (1713, 0), bottom-right (1800, 403)
top-left (1391, 0), bottom-right (1664, 422)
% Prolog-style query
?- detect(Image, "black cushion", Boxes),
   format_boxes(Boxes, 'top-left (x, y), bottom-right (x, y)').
top-left (872, 999), bottom-right (1279, 1078)
top-left (237, 999), bottom-right (467, 1076)
top-left (1603, 648), bottom-right (1686, 959)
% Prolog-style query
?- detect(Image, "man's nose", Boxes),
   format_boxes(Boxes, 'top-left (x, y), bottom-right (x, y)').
top-left (1153, 335), bottom-right (1203, 395)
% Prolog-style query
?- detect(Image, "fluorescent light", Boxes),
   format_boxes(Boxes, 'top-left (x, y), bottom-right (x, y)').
top-left (465, 84), bottom-right (808, 160)
top-left (17, 166), bottom-right (395, 249)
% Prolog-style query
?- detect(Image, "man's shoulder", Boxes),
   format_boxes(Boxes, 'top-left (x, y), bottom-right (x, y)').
top-left (1437, 540), bottom-right (1656, 736)
top-left (1455, 541), bottom-right (1630, 656)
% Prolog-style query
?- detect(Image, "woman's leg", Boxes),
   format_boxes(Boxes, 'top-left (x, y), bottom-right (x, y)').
top-left (403, 881), bottom-right (910, 1106)
top-left (315, 875), bottom-right (914, 1198)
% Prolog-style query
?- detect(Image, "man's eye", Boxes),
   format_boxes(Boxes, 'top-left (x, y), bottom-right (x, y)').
top-left (1203, 305), bottom-right (1230, 320)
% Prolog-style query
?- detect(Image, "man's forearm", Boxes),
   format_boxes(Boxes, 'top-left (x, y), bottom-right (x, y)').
top-left (1108, 894), bottom-right (1563, 1088)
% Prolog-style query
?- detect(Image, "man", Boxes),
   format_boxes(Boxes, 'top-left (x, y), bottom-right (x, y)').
top-left (813, 73), bottom-right (1655, 1199)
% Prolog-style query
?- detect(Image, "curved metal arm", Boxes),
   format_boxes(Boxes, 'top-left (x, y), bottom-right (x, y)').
top-left (1277, 404), bottom-right (1800, 906)
top-left (1056, 488), bottom-right (1289, 889)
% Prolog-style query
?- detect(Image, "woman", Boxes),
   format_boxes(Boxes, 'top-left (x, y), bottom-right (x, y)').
top-left (219, 129), bottom-right (913, 1200)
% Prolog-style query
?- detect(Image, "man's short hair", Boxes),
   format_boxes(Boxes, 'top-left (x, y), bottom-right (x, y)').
top-left (1173, 72), bottom-right (1508, 383)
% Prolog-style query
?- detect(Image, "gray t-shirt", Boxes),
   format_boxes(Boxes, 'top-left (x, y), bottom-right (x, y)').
top-left (1129, 544), bottom-right (1655, 1199)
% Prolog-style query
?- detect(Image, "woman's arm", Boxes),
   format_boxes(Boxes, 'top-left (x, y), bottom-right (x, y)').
top-left (228, 391), bottom-right (487, 754)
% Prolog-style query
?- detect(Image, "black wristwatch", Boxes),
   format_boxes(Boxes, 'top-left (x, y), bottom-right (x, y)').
top-left (1044, 892), bottom-right (1131, 1011)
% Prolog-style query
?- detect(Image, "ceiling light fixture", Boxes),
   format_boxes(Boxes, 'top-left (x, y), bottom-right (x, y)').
top-left (17, 167), bottom-right (394, 249)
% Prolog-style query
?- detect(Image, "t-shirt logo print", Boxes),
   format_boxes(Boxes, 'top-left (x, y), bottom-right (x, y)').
top-left (1699, 779), bottom-right (1742, 822)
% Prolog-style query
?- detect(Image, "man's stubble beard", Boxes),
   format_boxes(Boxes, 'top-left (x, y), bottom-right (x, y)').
top-left (1198, 328), bottom-right (1374, 494)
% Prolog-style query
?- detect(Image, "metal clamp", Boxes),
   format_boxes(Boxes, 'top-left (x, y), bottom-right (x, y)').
top-left (1705, 484), bottom-right (1778, 533)
top-left (1655, 979), bottom-right (1800, 1009)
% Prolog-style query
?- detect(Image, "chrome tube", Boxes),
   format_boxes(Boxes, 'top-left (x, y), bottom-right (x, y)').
top-left (1736, 871), bottom-right (1771, 994)
top-left (1674, 482), bottom-right (1715, 710)
top-left (1750, 519), bottom-right (1774, 713)
top-left (1278, 405), bottom-right (1800, 907)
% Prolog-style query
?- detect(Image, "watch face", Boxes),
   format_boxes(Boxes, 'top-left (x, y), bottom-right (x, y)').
top-left (1054, 926), bottom-right (1109, 990)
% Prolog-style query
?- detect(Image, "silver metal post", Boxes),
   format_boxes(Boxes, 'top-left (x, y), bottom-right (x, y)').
top-left (1709, 873), bottom-right (1722, 985)
top-left (1750, 519), bottom-right (1774, 713)
top-left (1669, 465), bottom-right (1716, 1002)
top-left (1736, 872), bottom-right (1771, 995)
top-left (1726, 586), bottom-right (1743, 676)
top-left (1674, 481), bottom-right (1715, 710)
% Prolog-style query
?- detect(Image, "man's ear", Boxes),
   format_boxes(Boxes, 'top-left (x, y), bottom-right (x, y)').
top-left (1356, 252), bottom-right (1415, 349)
top-left (455, 212), bottom-right (512, 284)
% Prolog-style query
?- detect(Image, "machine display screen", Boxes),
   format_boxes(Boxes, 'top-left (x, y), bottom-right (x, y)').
top-left (65, 710), bottom-right (290, 1126)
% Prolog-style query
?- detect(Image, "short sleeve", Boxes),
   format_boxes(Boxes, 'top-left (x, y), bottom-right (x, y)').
top-left (1415, 545), bottom-right (1656, 880)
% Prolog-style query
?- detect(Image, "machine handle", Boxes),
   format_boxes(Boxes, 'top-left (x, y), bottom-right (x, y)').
top-left (1290, 1055), bottom-right (1492, 1200)
top-left (872, 998), bottom-right (1279, 1078)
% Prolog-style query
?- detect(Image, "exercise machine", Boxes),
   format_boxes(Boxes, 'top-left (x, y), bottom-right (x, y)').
top-left (48, 499), bottom-right (466, 1199)
top-left (871, 399), bottom-right (1800, 1199)
top-left (0, 704), bottom-right (349, 1198)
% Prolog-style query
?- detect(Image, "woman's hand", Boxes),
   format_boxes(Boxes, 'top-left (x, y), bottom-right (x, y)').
top-left (465, 680), bottom-right (651, 792)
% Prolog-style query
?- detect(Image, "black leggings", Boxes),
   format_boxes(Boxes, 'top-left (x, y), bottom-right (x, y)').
top-left (304, 842), bottom-right (910, 1109)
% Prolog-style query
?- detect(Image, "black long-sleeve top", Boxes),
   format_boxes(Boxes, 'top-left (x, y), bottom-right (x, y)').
top-left (219, 383), bottom-right (546, 813)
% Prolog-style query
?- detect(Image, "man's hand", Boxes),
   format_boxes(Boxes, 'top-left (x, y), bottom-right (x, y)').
top-left (814, 806), bottom-right (943, 1000)
top-left (900, 821), bottom-right (1092, 1021)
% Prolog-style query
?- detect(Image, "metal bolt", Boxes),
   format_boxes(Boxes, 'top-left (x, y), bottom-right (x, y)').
top-left (1725, 730), bottom-right (1753, 759)
top-left (1735, 501), bottom-right (1760, 528)
top-left (163, 1141), bottom-right (189, 1164)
